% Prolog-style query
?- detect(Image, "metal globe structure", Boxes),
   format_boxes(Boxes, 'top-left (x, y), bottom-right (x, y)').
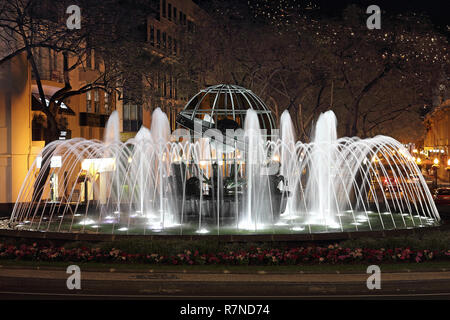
top-left (176, 84), bottom-right (276, 140)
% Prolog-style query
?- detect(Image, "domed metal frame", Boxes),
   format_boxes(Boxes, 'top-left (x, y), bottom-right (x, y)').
top-left (176, 84), bottom-right (276, 140)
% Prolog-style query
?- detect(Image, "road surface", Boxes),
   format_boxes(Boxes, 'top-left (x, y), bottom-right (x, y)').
top-left (1, 267), bottom-right (449, 299)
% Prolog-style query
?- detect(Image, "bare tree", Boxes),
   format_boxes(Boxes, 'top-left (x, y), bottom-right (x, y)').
top-left (0, 0), bottom-right (160, 200)
top-left (188, 1), bottom-right (449, 141)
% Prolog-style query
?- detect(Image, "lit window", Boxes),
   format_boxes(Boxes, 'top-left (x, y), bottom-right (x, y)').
top-left (94, 89), bottom-right (100, 113)
top-left (86, 91), bottom-right (92, 112)
top-left (104, 92), bottom-right (110, 113)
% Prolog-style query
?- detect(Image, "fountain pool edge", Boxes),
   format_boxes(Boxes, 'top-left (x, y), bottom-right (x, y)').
top-left (0, 224), bottom-right (446, 244)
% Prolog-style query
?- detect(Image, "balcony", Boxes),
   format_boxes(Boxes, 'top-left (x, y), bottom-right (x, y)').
top-left (32, 69), bottom-right (63, 83)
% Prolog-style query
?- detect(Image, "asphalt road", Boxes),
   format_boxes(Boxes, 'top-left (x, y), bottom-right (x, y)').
top-left (1, 268), bottom-right (450, 299)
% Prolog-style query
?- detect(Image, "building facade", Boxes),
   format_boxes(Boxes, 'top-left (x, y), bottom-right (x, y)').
top-left (0, 0), bottom-right (208, 214)
top-left (423, 99), bottom-right (450, 183)
top-left (118, 0), bottom-right (207, 140)
top-left (0, 49), bottom-right (119, 215)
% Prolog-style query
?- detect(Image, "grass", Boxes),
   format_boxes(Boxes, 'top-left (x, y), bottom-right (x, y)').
top-left (0, 259), bottom-right (449, 273)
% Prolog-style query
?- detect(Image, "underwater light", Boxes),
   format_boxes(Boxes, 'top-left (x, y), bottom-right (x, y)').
top-left (79, 219), bottom-right (95, 225)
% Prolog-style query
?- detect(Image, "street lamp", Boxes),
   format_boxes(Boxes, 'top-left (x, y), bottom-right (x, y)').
top-left (432, 158), bottom-right (440, 188)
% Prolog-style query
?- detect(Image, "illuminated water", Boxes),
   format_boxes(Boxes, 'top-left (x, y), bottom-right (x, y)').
top-left (9, 108), bottom-right (440, 235)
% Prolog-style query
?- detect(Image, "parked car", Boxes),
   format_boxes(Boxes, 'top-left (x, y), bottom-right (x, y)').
top-left (433, 188), bottom-right (450, 206)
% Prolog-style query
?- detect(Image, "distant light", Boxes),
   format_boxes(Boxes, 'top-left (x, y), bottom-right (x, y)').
top-left (117, 227), bottom-right (128, 231)
top-left (196, 228), bottom-right (209, 234)
top-left (291, 226), bottom-right (305, 231)
top-left (433, 158), bottom-right (439, 165)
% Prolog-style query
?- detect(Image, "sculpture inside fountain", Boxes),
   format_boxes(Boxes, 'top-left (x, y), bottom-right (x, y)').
top-left (9, 88), bottom-right (440, 235)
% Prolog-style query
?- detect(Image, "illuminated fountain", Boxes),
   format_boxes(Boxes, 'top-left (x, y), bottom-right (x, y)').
top-left (8, 85), bottom-right (440, 235)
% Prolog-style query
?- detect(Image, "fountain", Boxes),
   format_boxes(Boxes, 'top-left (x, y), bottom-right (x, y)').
top-left (7, 85), bottom-right (440, 236)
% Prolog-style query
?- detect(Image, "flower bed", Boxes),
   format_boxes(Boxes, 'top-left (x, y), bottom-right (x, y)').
top-left (1, 242), bottom-right (449, 265)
